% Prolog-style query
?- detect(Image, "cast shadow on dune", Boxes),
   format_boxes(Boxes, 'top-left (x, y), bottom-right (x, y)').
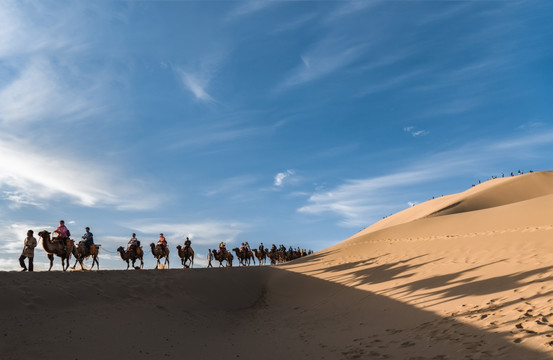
top-left (299, 254), bottom-right (442, 287)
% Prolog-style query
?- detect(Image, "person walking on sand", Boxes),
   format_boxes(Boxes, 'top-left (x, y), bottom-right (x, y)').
top-left (19, 230), bottom-right (37, 272)
top-left (207, 249), bottom-right (213, 268)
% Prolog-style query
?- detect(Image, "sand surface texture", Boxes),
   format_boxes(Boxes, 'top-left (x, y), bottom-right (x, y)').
top-left (2, 171), bottom-right (553, 359)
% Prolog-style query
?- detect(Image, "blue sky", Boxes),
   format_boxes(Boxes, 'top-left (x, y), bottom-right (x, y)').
top-left (1, 1), bottom-right (552, 270)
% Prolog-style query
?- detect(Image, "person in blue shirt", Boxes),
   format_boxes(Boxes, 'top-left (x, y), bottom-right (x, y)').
top-left (82, 227), bottom-right (94, 251)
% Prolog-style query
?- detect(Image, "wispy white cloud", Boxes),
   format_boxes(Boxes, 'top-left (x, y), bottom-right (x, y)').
top-left (277, 37), bottom-right (368, 90)
top-left (271, 13), bottom-right (317, 35)
top-left (0, 136), bottom-right (159, 210)
top-left (404, 126), bottom-right (429, 137)
top-left (0, 1), bottom-right (72, 58)
top-left (298, 169), bottom-right (435, 227)
top-left (274, 170), bottom-right (295, 187)
top-left (177, 69), bottom-right (215, 103)
top-left (226, 1), bottom-right (276, 21)
top-left (416, 2), bottom-right (472, 26)
top-left (325, 1), bottom-right (382, 23)
top-left (0, 58), bottom-right (92, 125)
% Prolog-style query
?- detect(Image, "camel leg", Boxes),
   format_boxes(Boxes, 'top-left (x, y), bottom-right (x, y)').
top-left (90, 256), bottom-right (98, 271)
top-left (48, 254), bottom-right (54, 271)
top-left (71, 258), bottom-right (78, 270)
top-left (140, 258), bottom-right (144, 269)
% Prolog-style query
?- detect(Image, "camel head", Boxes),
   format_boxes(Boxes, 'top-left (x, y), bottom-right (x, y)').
top-left (117, 246), bottom-right (124, 253)
top-left (176, 245), bottom-right (182, 250)
top-left (38, 230), bottom-right (51, 240)
top-left (150, 242), bottom-right (156, 249)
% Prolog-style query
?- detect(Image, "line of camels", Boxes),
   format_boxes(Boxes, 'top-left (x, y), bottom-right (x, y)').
top-left (37, 230), bottom-right (307, 271)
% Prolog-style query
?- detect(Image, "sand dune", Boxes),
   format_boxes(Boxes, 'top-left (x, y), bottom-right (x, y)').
top-left (2, 171), bottom-right (553, 359)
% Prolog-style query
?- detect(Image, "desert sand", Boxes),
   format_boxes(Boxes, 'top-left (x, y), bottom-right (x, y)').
top-left (2, 171), bottom-right (553, 359)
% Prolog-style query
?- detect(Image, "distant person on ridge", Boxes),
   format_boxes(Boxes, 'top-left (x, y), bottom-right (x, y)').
top-left (19, 230), bottom-right (37, 272)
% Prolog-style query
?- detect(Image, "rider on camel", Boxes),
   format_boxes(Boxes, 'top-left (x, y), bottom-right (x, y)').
top-left (219, 241), bottom-right (227, 255)
top-left (82, 227), bottom-right (94, 251)
top-left (184, 236), bottom-right (191, 249)
top-left (158, 233), bottom-right (167, 252)
top-left (128, 233), bottom-right (139, 252)
top-left (55, 220), bottom-right (71, 249)
top-left (259, 242), bottom-right (264, 252)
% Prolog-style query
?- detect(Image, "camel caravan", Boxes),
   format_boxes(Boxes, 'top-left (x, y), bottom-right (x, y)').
top-left (26, 221), bottom-right (312, 272)
top-left (222, 242), bottom-right (311, 267)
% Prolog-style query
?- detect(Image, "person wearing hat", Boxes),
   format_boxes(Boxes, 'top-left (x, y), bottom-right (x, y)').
top-left (19, 230), bottom-right (37, 272)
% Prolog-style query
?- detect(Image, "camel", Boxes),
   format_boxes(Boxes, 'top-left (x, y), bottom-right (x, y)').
top-left (38, 230), bottom-right (74, 271)
top-left (71, 242), bottom-right (101, 270)
top-left (150, 243), bottom-right (170, 269)
top-left (252, 248), bottom-right (266, 266)
top-left (176, 245), bottom-right (194, 268)
top-left (232, 248), bottom-right (247, 266)
top-left (117, 246), bottom-right (144, 270)
top-left (232, 248), bottom-right (255, 266)
top-left (211, 249), bottom-right (233, 267)
top-left (268, 249), bottom-right (280, 265)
